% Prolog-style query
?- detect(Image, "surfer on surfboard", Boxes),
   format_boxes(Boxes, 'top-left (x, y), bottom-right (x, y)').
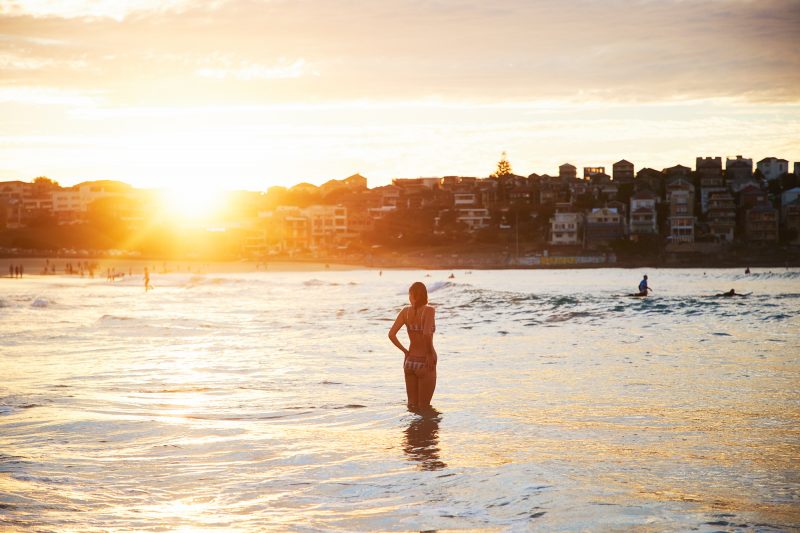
top-left (635, 274), bottom-right (652, 297)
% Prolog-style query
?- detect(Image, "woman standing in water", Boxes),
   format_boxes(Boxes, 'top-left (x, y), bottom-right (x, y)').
top-left (388, 282), bottom-right (437, 410)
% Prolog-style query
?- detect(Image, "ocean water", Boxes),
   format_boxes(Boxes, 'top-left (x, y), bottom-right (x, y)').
top-left (1, 268), bottom-right (799, 532)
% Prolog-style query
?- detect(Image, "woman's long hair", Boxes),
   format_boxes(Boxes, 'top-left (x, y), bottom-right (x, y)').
top-left (409, 281), bottom-right (428, 310)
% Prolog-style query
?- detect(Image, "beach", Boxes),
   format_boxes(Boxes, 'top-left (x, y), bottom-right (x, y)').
top-left (1, 257), bottom-right (368, 278)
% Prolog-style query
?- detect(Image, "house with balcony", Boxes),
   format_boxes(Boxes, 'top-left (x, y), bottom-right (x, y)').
top-left (371, 184), bottom-right (401, 209)
top-left (666, 178), bottom-right (695, 243)
top-left (559, 163), bottom-right (577, 181)
top-left (568, 178), bottom-right (591, 204)
top-left (782, 198), bottom-right (800, 245)
top-left (612, 160), bottom-right (635, 184)
top-left (739, 185), bottom-right (767, 210)
top-left (305, 205), bottom-right (348, 249)
top-left (629, 190), bottom-right (658, 240)
top-left (453, 189), bottom-right (478, 208)
top-left (707, 191), bottom-right (736, 242)
top-left (634, 168), bottom-right (665, 196)
top-left (781, 187), bottom-right (800, 215)
top-left (585, 207), bottom-right (625, 249)
top-left (260, 206), bottom-right (310, 252)
top-left (457, 208), bottom-right (492, 231)
top-left (50, 180), bottom-right (136, 224)
top-left (696, 156), bottom-right (725, 214)
top-left (726, 155), bottom-right (753, 185)
top-left (549, 204), bottom-right (584, 246)
top-left (745, 202), bottom-right (779, 243)
top-left (259, 204), bottom-right (347, 252)
top-left (663, 164), bottom-right (692, 181)
top-left (538, 175), bottom-right (562, 206)
top-left (757, 157), bottom-right (789, 182)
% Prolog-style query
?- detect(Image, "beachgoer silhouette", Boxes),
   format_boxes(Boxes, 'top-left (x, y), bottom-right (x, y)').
top-left (388, 282), bottom-right (438, 410)
top-left (745, 267), bottom-right (751, 274)
top-left (14, 265), bottom-right (19, 278)
top-left (144, 267), bottom-right (153, 291)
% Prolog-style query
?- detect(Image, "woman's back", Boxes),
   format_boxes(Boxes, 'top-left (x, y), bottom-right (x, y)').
top-left (405, 305), bottom-right (435, 357)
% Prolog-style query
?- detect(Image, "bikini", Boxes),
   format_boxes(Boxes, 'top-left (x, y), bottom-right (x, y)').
top-left (404, 306), bottom-right (435, 371)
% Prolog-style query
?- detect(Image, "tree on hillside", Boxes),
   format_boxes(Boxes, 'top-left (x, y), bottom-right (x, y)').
top-left (491, 151), bottom-right (513, 178)
top-left (33, 176), bottom-right (60, 196)
top-left (34, 176), bottom-right (59, 185)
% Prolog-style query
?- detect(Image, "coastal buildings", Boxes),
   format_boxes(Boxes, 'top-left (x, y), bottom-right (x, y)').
top-left (612, 160), bottom-right (635, 184)
top-left (783, 199), bottom-right (800, 245)
top-left (757, 157), bottom-right (789, 182)
top-left (583, 166), bottom-right (605, 180)
top-left (739, 185), bottom-right (767, 210)
top-left (549, 205), bottom-right (584, 246)
top-left (726, 155), bottom-right (753, 181)
top-left (629, 190), bottom-right (658, 240)
top-left (457, 208), bottom-right (492, 231)
top-left (666, 178), bottom-right (695, 243)
top-left (258, 204), bottom-right (347, 252)
top-left (2, 152), bottom-right (798, 258)
top-left (320, 173), bottom-right (367, 196)
top-left (697, 157), bottom-right (725, 214)
top-left (745, 202), bottom-right (779, 243)
top-left (559, 163), bottom-right (577, 181)
top-left (707, 191), bottom-right (736, 242)
top-left (634, 168), bottom-right (665, 196)
top-left (585, 207), bottom-right (625, 249)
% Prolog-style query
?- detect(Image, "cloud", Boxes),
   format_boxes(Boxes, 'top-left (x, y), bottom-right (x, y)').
top-left (0, 0), bottom-right (797, 187)
top-left (0, 86), bottom-right (100, 104)
top-left (195, 58), bottom-right (312, 80)
top-left (0, 0), bottom-right (195, 20)
top-left (0, 0), bottom-right (797, 104)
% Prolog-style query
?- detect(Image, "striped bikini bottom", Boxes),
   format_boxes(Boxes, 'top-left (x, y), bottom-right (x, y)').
top-left (404, 358), bottom-right (428, 371)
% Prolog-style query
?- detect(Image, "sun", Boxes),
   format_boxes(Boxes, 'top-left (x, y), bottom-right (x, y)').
top-left (160, 186), bottom-right (222, 221)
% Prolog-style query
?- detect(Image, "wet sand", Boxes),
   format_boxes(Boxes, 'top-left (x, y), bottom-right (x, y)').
top-left (0, 257), bottom-right (368, 276)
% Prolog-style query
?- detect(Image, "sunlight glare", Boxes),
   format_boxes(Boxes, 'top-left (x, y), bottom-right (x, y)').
top-left (161, 186), bottom-right (222, 221)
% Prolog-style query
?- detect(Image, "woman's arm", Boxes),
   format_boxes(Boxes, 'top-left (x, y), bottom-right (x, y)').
top-left (423, 307), bottom-right (436, 368)
top-left (388, 308), bottom-right (408, 356)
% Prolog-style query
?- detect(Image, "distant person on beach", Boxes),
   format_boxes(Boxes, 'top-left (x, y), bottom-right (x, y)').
top-left (745, 267), bottom-right (751, 274)
top-left (637, 274), bottom-right (652, 296)
top-left (144, 267), bottom-right (153, 291)
top-left (388, 282), bottom-right (437, 410)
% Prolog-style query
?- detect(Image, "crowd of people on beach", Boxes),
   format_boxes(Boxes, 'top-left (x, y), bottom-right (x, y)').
top-left (7, 264), bottom-right (24, 278)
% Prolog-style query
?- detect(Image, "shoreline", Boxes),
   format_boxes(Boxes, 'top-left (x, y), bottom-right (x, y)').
top-left (2, 256), bottom-right (798, 275)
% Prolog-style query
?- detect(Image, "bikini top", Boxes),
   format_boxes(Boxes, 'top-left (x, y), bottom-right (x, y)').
top-left (406, 306), bottom-right (435, 333)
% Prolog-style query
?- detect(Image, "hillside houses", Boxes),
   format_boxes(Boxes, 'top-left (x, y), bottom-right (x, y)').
top-left (2, 153), bottom-right (799, 257)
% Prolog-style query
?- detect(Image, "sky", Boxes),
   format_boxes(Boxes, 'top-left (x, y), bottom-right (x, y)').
top-left (1, 0), bottom-right (799, 191)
